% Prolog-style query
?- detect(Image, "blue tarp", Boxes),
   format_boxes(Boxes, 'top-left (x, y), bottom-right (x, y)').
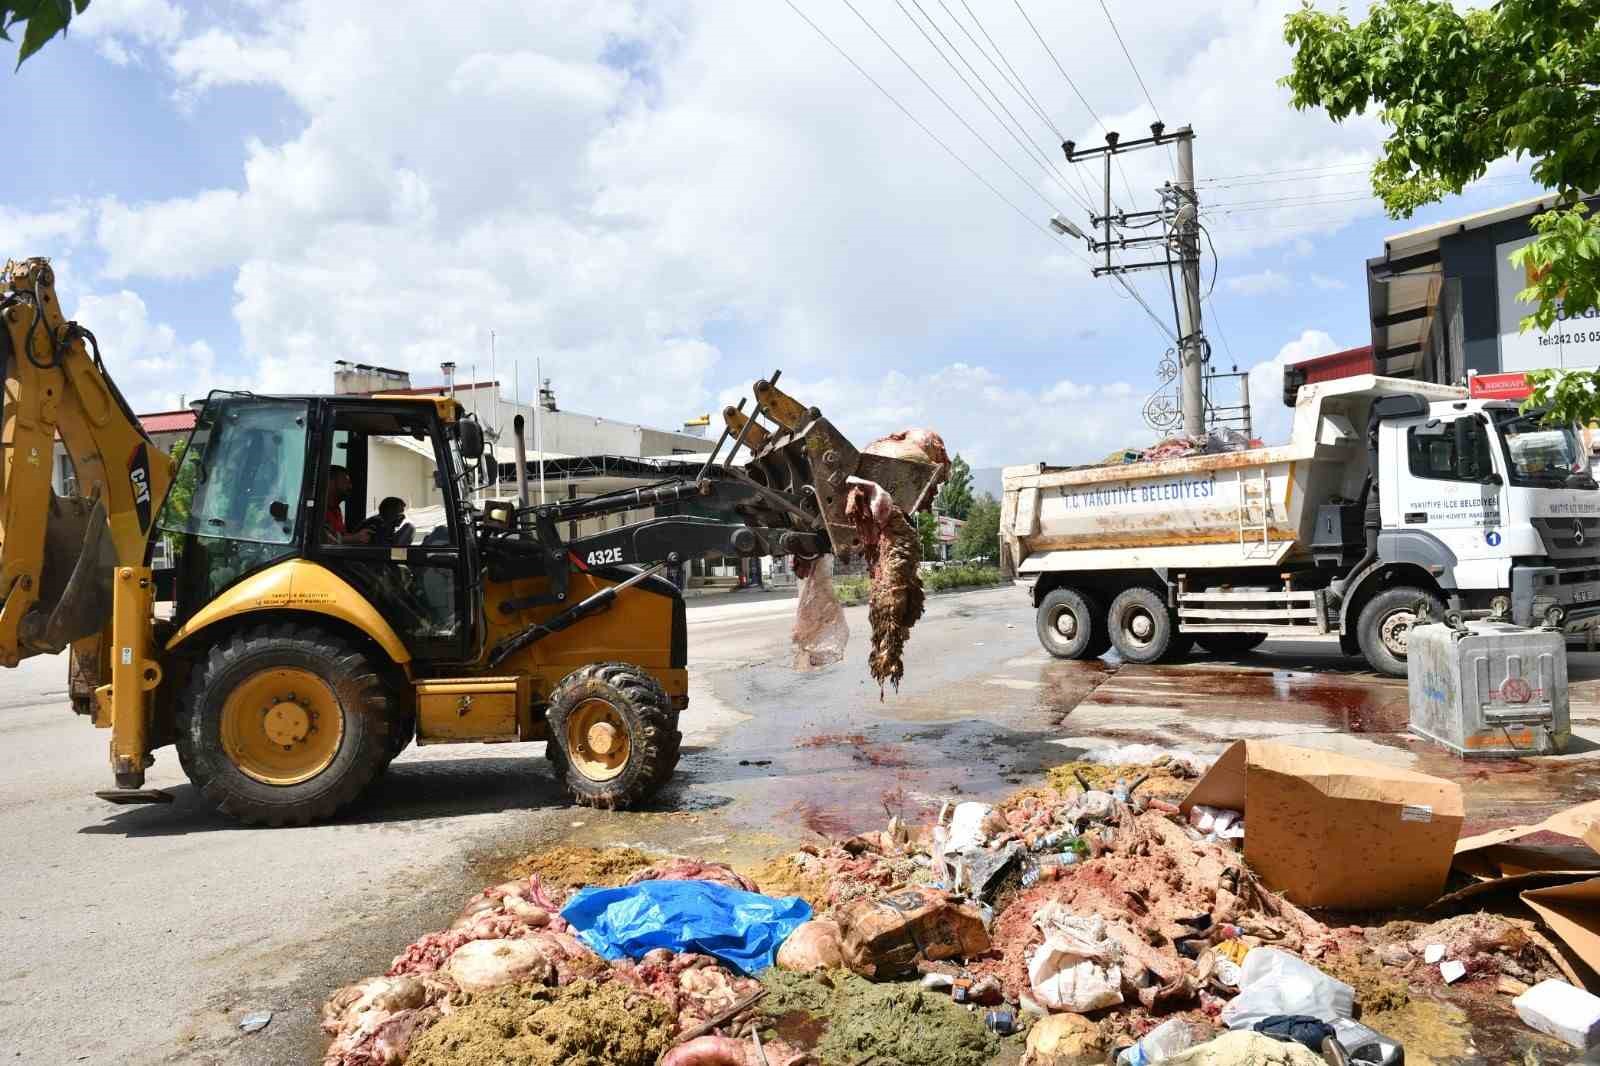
top-left (560, 879), bottom-right (812, 975)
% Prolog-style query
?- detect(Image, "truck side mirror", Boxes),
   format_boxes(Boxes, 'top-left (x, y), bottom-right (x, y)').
top-left (456, 419), bottom-right (485, 461)
top-left (1485, 472), bottom-right (1503, 487)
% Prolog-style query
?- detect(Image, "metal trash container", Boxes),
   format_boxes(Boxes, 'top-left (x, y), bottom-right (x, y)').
top-left (1407, 620), bottom-right (1569, 757)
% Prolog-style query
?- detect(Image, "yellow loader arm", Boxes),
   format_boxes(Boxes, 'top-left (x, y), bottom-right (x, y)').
top-left (0, 257), bottom-right (173, 667)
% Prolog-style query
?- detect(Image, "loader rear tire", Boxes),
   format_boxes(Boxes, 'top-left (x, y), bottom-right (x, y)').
top-left (1037, 587), bottom-right (1110, 660)
top-left (547, 662), bottom-right (678, 810)
top-left (177, 624), bottom-right (393, 827)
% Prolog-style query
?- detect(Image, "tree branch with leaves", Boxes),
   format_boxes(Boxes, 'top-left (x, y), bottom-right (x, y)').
top-left (3, 1), bottom-right (90, 70)
top-left (1283, 0), bottom-right (1600, 420)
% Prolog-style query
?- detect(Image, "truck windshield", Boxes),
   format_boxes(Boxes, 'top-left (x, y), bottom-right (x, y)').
top-left (1490, 409), bottom-right (1593, 487)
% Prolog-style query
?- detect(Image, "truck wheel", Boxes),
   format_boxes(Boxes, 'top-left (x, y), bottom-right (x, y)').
top-left (1107, 587), bottom-right (1177, 664)
top-left (176, 624), bottom-right (393, 826)
top-left (1036, 588), bottom-right (1109, 660)
top-left (1196, 633), bottom-right (1269, 656)
top-left (1357, 586), bottom-right (1445, 678)
top-left (548, 662), bottom-right (678, 809)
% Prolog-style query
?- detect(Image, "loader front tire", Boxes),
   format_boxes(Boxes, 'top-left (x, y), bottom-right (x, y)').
top-left (177, 625), bottom-right (393, 827)
top-left (547, 662), bottom-right (678, 810)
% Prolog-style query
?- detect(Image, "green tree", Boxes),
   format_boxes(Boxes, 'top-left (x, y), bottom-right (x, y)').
top-left (4, 2), bottom-right (90, 69)
top-left (1282, 0), bottom-right (1600, 417)
top-left (916, 510), bottom-right (940, 560)
top-left (935, 454), bottom-right (974, 520)
top-left (953, 493), bottom-right (1000, 561)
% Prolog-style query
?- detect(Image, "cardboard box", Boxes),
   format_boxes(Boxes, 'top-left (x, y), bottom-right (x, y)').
top-left (1182, 740), bottom-right (1464, 910)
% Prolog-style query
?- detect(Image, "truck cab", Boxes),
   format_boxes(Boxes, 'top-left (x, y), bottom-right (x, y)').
top-left (1379, 398), bottom-right (1600, 631)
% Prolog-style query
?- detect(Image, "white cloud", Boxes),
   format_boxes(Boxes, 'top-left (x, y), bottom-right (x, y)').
top-left (61, 1), bottom-right (1427, 457)
top-left (70, 289), bottom-right (220, 413)
top-left (1225, 269), bottom-right (1291, 295)
top-left (1310, 272), bottom-right (1348, 291)
top-left (724, 362), bottom-right (1149, 470)
top-left (75, 0), bottom-right (184, 65)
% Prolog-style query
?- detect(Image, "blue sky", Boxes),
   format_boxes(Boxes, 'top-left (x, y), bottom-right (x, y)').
top-left (6, 1), bottom-right (1544, 466)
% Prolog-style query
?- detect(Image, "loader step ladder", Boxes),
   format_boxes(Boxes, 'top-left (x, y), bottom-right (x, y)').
top-left (1177, 581), bottom-right (1331, 637)
top-left (1235, 468), bottom-right (1275, 560)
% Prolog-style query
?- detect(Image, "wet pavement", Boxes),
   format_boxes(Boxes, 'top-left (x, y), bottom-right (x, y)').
top-left (673, 586), bottom-right (1600, 841)
top-left (12, 583), bottom-right (1600, 1064)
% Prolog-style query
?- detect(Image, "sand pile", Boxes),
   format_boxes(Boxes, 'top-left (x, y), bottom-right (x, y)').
top-left (506, 846), bottom-right (655, 890)
top-left (404, 979), bottom-right (673, 1066)
top-left (759, 968), bottom-right (1000, 1066)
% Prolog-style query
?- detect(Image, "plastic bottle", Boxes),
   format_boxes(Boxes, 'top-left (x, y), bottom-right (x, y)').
top-left (1114, 1019), bottom-right (1199, 1065)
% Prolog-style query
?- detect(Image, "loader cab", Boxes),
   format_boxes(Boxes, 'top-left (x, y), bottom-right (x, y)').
top-left (312, 398), bottom-right (480, 663)
top-left (158, 393), bottom-right (481, 664)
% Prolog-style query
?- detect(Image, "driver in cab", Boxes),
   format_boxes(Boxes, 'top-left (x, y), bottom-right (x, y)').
top-left (324, 465), bottom-right (373, 545)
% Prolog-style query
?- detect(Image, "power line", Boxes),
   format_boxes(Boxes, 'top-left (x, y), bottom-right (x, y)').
top-left (896, 0), bottom-right (1095, 214)
top-left (1197, 161), bottom-right (1374, 184)
top-left (779, 0), bottom-right (1178, 346)
top-left (837, 0), bottom-right (1071, 217)
top-left (778, 0), bottom-right (1067, 243)
top-left (949, 0), bottom-right (1101, 211)
top-left (1011, 0), bottom-right (1142, 210)
top-left (1096, 0), bottom-right (1173, 175)
top-left (1096, 0), bottom-right (1161, 122)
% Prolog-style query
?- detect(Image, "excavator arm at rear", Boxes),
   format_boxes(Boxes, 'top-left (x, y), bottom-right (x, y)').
top-left (1, 257), bottom-right (173, 786)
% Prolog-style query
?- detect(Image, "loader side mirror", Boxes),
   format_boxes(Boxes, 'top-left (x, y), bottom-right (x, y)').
top-left (457, 419), bottom-right (485, 461)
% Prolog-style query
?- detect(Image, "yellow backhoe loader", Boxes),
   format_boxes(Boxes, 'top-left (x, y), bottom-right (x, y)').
top-left (0, 257), bottom-right (942, 825)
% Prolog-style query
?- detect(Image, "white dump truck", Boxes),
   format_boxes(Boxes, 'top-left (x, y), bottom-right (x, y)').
top-left (1001, 374), bottom-right (1600, 676)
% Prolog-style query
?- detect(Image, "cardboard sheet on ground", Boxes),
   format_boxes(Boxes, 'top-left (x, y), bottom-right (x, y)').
top-left (1454, 800), bottom-right (1600, 859)
top-left (1441, 802), bottom-right (1600, 906)
top-left (1523, 878), bottom-right (1600, 987)
top-left (1182, 740), bottom-right (1463, 909)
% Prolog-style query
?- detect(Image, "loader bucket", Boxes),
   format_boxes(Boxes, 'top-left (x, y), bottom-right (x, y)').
top-left (15, 491), bottom-right (116, 658)
top-left (725, 376), bottom-right (946, 559)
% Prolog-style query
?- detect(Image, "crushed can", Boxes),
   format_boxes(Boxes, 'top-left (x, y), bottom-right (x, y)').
top-left (984, 1010), bottom-right (1017, 1035)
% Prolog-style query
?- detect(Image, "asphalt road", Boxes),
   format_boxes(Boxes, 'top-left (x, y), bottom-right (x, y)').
top-left (5, 585), bottom-right (1600, 1064)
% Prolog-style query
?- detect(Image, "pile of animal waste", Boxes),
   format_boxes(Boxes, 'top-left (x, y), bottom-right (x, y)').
top-left (1098, 427), bottom-right (1257, 467)
top-left (322, 748), bottom-right (1600, 1066)
top-left (791, 429), bottom-right (949, 693)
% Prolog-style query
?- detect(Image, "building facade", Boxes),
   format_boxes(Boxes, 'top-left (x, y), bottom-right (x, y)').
top-left (1366, 193), bottom-right (1600, 385)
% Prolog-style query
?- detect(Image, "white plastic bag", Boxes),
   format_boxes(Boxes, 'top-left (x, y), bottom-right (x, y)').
top-left (791, 555), bottom-right (849, 669)
top-left (1220, 947), bottom-right (1354, 1029)
top-left (1028, 908), bottom-right (1124, 1012)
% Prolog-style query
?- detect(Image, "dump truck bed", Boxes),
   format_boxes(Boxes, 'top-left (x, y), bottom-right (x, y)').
top-left (1001, 375), bottom-right (1468, 575)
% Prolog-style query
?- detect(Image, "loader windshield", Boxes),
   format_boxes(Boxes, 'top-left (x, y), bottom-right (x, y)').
top-left (157, 396), bottom-right (312, 606)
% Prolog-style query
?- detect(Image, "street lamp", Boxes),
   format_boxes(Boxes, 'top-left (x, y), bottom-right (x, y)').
top-left (1049, 214), bottom-right (1087, 241)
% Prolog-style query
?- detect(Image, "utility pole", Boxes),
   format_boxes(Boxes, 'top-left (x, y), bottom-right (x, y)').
top-left (1053, 124), bottom-right (1209, 436)
top-left (1173, 133), bottom-right (1205, 436)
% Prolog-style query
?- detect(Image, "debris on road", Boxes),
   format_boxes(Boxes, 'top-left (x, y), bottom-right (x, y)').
top-left (238, 1010), bottom-right (273, 1034)
top-left (320, 743), bottom-right (1600, 1065)
top-left (507, 845), bottom-right (655, 889)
